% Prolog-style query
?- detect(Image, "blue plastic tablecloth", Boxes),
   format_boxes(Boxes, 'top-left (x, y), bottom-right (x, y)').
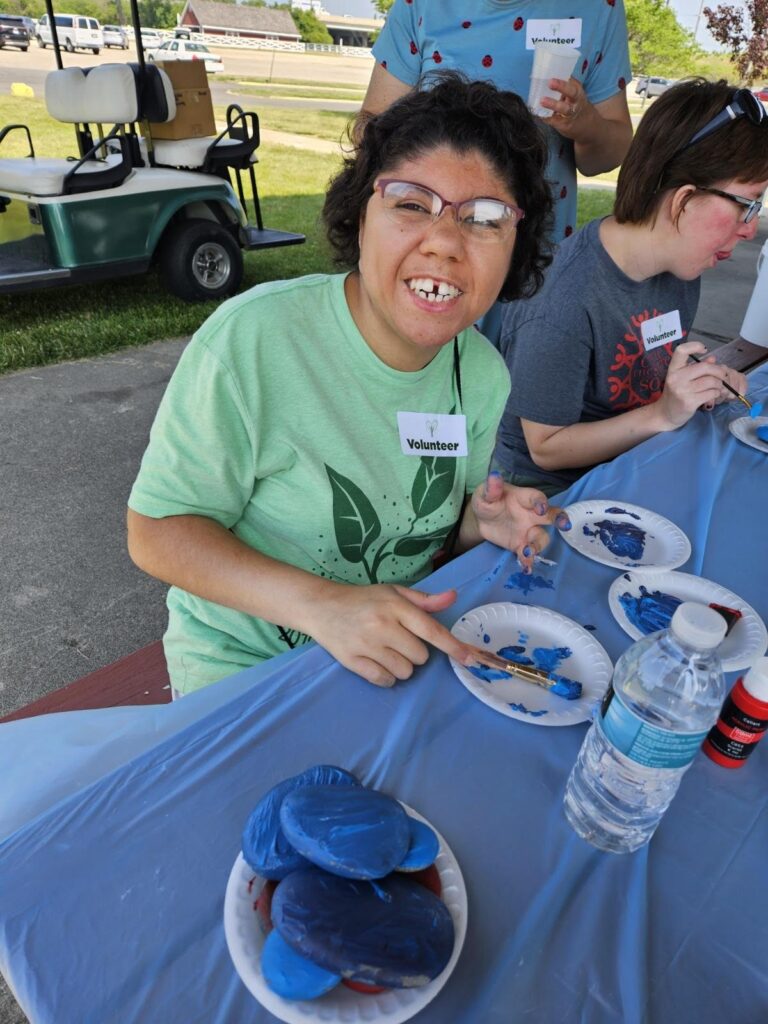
top-left (2, 368), bottom-right (768, 1024)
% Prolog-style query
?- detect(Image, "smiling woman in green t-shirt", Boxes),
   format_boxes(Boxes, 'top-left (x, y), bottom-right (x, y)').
top-left (127, 73), bottom-right (569, 695)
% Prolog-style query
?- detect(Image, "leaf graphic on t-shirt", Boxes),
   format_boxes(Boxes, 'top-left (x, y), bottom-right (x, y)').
top-left (411, 456), bottom-right (456, 519)
top-left (325, 464), bottom-right (381, 562)
top-left (393, 526), bottom-right (450, 557)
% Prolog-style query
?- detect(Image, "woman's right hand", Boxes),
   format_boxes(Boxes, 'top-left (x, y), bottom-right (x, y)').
top-left (657, 341), bottom-right (730, 429)
top-left (306, 581), bottom-right (475, 687)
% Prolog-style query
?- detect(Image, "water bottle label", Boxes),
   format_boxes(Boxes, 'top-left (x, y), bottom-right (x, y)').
top-left (601, 691), bottom-right (708, 768)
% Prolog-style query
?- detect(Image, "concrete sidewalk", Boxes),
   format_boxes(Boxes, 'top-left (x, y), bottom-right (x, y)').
top-left (2, 214), bottom-right (766, 719)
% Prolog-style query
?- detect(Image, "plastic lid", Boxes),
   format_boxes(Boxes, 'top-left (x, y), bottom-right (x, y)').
top-left (744, 657), bottom-right (768, 701)
top-left (669, 602), bottom-right (727, 649)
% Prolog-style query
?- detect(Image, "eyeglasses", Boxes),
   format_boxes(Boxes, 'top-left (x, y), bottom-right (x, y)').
top-left (374, 178), bottom-right (523, 244)
top-left (696, 186), bottom-right (763, 223)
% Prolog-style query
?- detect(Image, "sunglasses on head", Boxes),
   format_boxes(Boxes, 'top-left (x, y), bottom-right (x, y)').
top-left (657, 88), bottom-right (767, 191)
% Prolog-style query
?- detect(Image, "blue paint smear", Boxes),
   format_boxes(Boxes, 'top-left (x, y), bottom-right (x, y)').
top-left (531, 645), bottom-right (572, 673)
top-left (756, 423), bottom-right (768, 442)
top-left (504, 571), bottom-right (555, 595)
top-left (604, 506), bottom-right (641, 520)
top-left (583, 624), bottom-right (597, 631)
top-left (583, 519), bottom-right (646, 560)
top-left (508, 702), bottom-right (549, 717)
top-left (619, 586), bottom-right (682, 635)
top-left (467, 642), bottom-right (581, 699)
top-left (483, 633), bottom-right (491, 644)
top-left (751, 402), bottom-right (764, 420)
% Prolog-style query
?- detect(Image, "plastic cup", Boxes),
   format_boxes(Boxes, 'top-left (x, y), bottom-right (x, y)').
top-left (528, 43), bottom-right (581, 118)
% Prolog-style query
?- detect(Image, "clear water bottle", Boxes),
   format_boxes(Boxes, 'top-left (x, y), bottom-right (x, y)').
top-left (564, 602), bottom-right (727, 853)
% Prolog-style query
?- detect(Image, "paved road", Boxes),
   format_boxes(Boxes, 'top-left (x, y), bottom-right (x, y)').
top-left (0, 42), bottom-right (373, 92)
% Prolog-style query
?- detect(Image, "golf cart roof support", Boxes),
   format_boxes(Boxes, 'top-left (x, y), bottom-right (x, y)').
top-left (43, 0), bottom-right (147, 68)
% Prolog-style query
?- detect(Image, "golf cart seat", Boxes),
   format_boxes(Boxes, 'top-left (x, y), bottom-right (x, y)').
top-left (151, 103), bottom-right (260, 172)
top-left (0, 64), bottom-right (136, 197)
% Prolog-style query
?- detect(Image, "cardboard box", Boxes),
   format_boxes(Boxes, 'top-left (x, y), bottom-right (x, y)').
top-left (148, 60), bottom-right (216, 140)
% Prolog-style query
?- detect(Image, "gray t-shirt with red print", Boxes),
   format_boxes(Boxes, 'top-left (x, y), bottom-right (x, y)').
top-left (493, 217), bottom-right (701, 492)
top-left (372, 0), bottom-right (632, 245)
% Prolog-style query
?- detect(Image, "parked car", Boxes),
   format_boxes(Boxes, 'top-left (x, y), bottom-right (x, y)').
top-left (139, 27), bottom-right (163, 47)
top-left (102, 23), bottom-right (127, 48)
top-left (147, 38), bottom-right (223, 72)
top-left (753, 85), bottom-right (768, 103)
top-left (37, 13), bottom-right (102, 53)
top-left (635, 76), bottom-right (675, 98)
top-left (0, 13), bottom-right (31, 50)
top-left (174, 24), bottom-right (201, 39)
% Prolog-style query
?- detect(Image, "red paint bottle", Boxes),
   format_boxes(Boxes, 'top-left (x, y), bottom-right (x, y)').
top-left (703, 658), bottom-right (768, 768)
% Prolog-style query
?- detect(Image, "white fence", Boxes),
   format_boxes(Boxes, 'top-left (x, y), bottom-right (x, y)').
top-left (126, 26), bottom-right (372, 59)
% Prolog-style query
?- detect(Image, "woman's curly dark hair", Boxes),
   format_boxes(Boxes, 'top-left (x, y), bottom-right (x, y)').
top-left (323, 71), bottom-right (553, 302)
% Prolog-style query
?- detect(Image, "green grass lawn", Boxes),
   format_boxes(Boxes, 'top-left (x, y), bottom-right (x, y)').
top-left (0, 91), bottom-right (615, 375)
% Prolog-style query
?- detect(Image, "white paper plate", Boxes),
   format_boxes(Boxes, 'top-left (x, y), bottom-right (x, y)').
top-left (450, 602), bottom-right (612, 726)
top-left (608, 570), bottom-right (767, 672)
top-left (729, 415), bottom-right (768, 455)
top-left (560, 500), bottom-right (691, 570)
top-left (224, 805), bottom-right (467, 1024)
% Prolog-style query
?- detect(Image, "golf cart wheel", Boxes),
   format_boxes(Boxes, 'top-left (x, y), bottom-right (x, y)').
top-left (160, 219), bottom-right (243, 302)
top-left (65, 37), bottom-right (74, 52)
top-left (37, 34), bottom-right (45, 47)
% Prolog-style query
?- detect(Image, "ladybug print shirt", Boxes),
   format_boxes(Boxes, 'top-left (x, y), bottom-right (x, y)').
top-left (373, 0), bottom-right (631, 246)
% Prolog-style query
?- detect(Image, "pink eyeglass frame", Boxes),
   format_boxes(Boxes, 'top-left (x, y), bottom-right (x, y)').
top-left (374, 178), bottom-right (525, 226)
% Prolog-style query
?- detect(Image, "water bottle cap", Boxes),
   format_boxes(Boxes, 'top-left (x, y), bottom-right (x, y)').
top-left (670, 602), bottom-right (727, 649)
top-left (744, 657), bottom-right (768, 701)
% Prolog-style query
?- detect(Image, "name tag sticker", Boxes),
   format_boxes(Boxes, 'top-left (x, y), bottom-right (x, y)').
top-left (526, 18), bottom-right (582, 50)
top-left (397, 412), bottom-right (468, 457)
top-left (640, 310), bottom-right (683, 351)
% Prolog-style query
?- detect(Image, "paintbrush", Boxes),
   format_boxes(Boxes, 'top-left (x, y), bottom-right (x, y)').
top-left (466, 645), bottom-right (583, 701)
top-left (688, 353), bottom-right (763, 416)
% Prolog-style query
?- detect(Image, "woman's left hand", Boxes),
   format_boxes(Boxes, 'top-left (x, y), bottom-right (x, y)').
top-left (464, 471), bottom-right (571, 572)
top-left (540, 76), bottom-right (592, 141)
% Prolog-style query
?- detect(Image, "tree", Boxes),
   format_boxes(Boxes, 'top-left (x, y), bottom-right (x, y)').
top-left (272, 4), bottom-right (332, 44)
top-left (625, 0), bottom-right (702, 76)
top-left (372, 0), bottom-right (394, 15)
top-left (703, 1), bottom-right (768, 83)
top-left (139, 0), bottom-right (183, 28)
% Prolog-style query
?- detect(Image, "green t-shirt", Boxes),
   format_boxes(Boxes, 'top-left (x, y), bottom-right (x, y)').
top-left (129, 273), bottom-right (510, 692)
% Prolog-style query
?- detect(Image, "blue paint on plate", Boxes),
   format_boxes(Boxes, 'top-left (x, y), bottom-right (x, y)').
top-left (604, 506), bottom-right (641, 519)
top-left (756, 423), bottom-right (768, 442)
top-left (619, 585), bottom-right (682, 635)
top-left (508, 702), bottom-right (549, 717)
top-left (583, 519), bottom-right (646, 560)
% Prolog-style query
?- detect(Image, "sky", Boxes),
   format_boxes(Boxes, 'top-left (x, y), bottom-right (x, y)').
top-left (316, 0), bottom-right (749, 50)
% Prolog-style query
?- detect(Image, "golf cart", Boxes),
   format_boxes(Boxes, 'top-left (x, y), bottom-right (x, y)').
top-left (0, 0), bottom-right (304, 302)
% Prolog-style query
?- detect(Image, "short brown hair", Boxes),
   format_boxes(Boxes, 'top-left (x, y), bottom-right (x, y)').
top-left (615, 78), bottom-right (768, 225)
top-left (323, 71), bottom-right (553, 302)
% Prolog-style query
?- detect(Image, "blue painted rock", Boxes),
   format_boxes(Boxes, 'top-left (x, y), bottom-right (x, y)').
top-left (279, 784), bottom-right (410, 879)
top-left (242, 766), bottom-right (359, 879)
top-left (272, 867), bottom-right (454, 988)
top-left (397, 817), bottom-right (440, 872)
top-left (261, 928), bottom-right (341, 1000)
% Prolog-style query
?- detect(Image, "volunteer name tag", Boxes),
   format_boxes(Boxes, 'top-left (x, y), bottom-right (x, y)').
top-left (640, 310), bottom-right (683, 352)
top-left (526, 18), bottom-right (582, 49)
top-left (397, 412), bottom-right (467, 457)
